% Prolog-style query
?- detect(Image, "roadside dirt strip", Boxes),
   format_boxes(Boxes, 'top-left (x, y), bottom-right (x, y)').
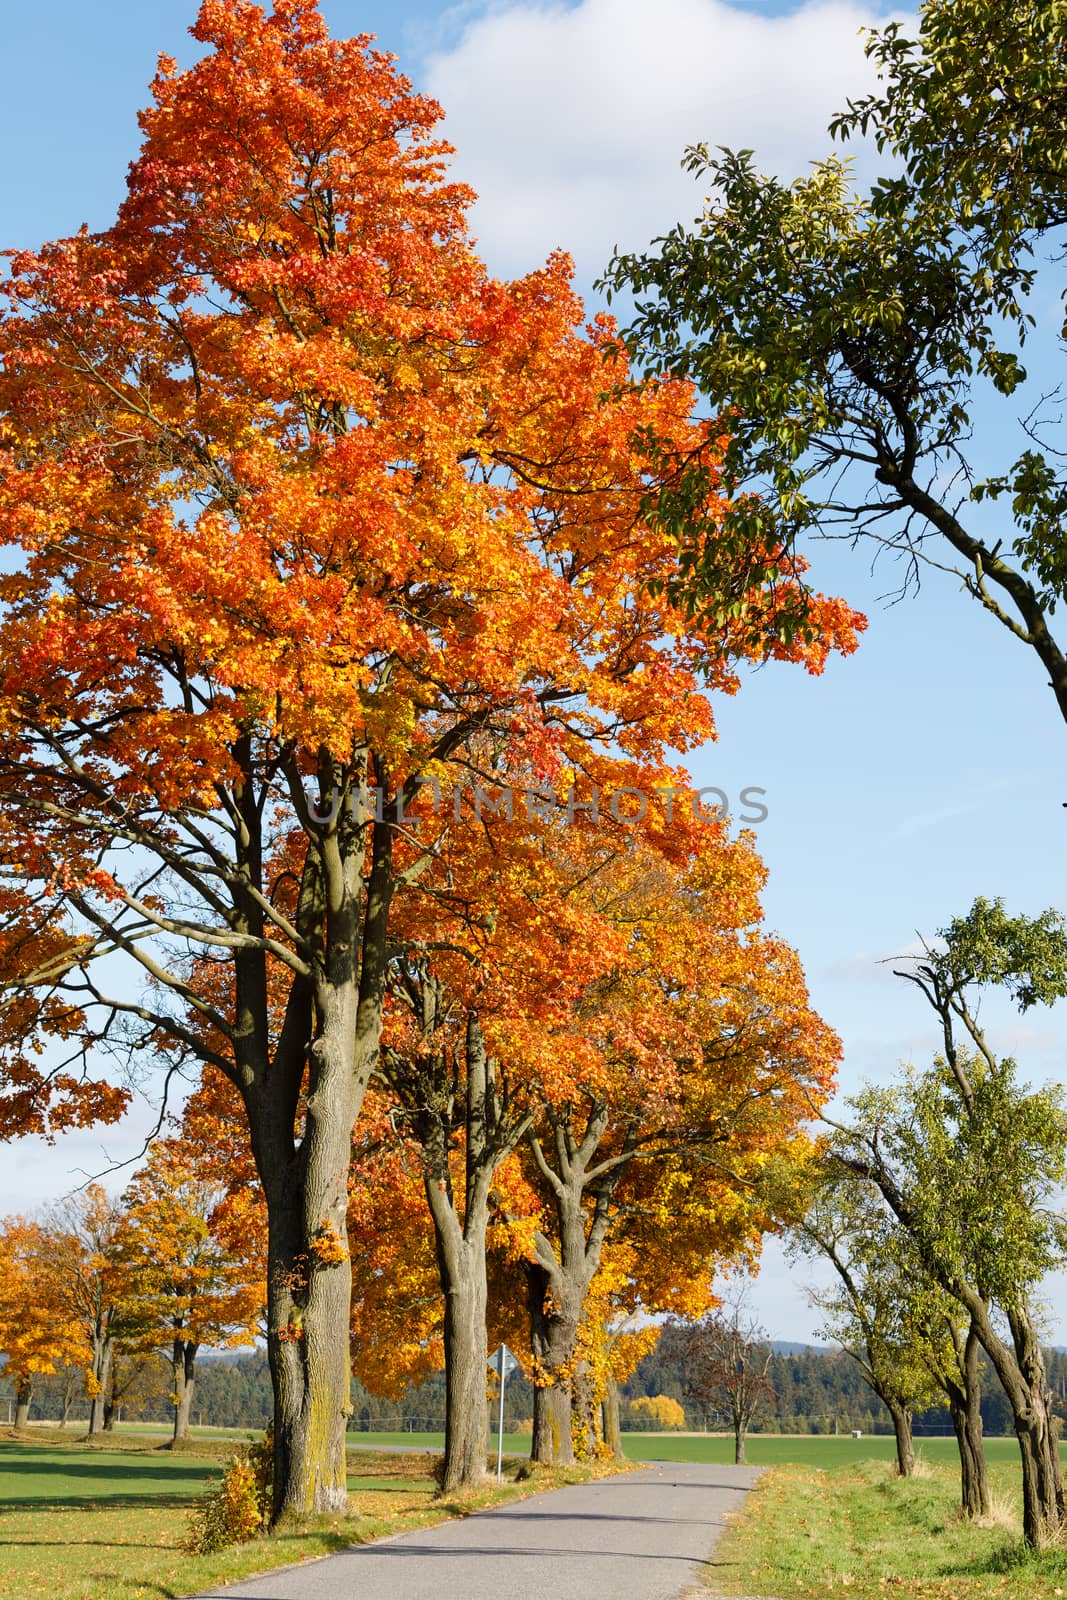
top-left (192, 1460), bottom-right (764, 1600)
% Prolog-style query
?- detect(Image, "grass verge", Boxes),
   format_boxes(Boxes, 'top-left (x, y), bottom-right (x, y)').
top-left (705, 1456), bottom-right (1067, 1600)
top-left (0, 1426), bottom-right (617, 1600)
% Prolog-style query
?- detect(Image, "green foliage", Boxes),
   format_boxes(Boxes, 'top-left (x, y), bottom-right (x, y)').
top-left (935, 897), bottom-right (1067, 1011)
top-left (602, 0), bottom-right (1067, 709)
top-left (792, 1168), bottom-right (943, 1416)
top-left (849, 1054), bottom-right (1067, 1307)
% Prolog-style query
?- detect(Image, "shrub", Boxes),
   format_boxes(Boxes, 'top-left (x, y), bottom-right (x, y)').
top-left (184, 1428), bottom-right (272, 1554)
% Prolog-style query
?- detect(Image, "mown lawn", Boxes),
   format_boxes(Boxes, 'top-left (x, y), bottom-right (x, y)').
top-left (0, 1429), bottom-right (602, 1600)
top-left (706, 1456), bottom-right (1067, 1600)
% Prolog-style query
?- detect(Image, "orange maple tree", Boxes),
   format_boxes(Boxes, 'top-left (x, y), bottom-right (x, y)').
top-left (0, 0), bottom-right (861, 1515)
top-left (32, 1187), bottom-right (134, 1434)
top-left (508, 829), bottom-right (838, 1463)
top-left (0, 1217), bottom-right (88, 1426)
top-left (119, 1137), bottom-right (265, 1441)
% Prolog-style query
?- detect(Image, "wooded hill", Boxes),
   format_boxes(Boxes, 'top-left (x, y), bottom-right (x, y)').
top-left (10, 1337), bottom-right (1067, 1437)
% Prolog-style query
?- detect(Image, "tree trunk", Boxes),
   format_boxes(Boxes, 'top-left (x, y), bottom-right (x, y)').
top-left (415, 1015), bottom-right (514, 1493)
top-left (526, 1258), bottom-right (577, 1466)
top-left (603, 1373), bottom-right (624, 1460)
top-left (244, 786), bottom-right (393, 1525)
top-left (734, 1422), bottom-right (747, 1465)
top-left (523, 1109), bottom-right (622, 1466)
top-left (949, 1392), bottom-right (989, 1518)
top-left (88, 1333), bottom-right (112, 1435)
top-left (13, 1377), bottom-right (32, 1429)
top-left (172, 1339), bottom-right (198, 1443)
top-left (264, 1146), bottom-right (355, 1521)
top-left (943, 1322), bottom-right (989, 1519)
top-left (571, 1361), bottom-right (601, 1461)
top-left (427, 1191), bottom-right (490, 1492)
top-left (886, 1398), bottom-right (914, 1477)
top-left (965, 1296), bottom-right (1063, 1547)
top-left (531, 1379), bottom-right (575, 1466)
top-left (1008, 1304), bottom-right (1063, 1549)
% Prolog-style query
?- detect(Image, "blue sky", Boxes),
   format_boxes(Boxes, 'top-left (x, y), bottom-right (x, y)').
top-left (3, 0), bottom-right (1066, 1340)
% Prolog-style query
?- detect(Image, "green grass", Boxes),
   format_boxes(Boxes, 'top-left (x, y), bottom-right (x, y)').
top-left (342, 1428), bottom-right (1059, 1467)
top-left (617, 1431), bottom-right (1045, 1466)
top-left (707, 1456), bottom-right (1067, 1600)
top-left (0, 1428), bottom-right (614, 1600)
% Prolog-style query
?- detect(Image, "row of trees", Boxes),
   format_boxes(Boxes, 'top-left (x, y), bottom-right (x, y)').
top-left (0, 0), bottom-right (860, 1523)
top-left (0, 1141), bottom-right (262, 1437)
top-left (3, 0), bottom-right (1065, 1554)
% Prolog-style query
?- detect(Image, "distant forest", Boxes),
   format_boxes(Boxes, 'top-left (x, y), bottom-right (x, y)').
top-left (10, 1336), bottom-right (1067, 1436)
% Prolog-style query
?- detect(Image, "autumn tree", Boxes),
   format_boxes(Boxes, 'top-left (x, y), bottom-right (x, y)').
top-left (375, 813), bottom-right (642, 1489)
top-left (0, 0), bottom-right (861, 1521)
top-left (0, 1218), bottom-right (87, 1427)
top-left (519, 833), bottom-right (838, 1463)
top-left (604, 0), bottom-right (1067, 728)
top-left (829, 898), bottom-right (1067, 1547)
top-left (32, 1187), bottom-right (135, 1434)
top-left (119, 1138), bottom-right (264, 1441)
top-left (667, 1289), bottom-right (774, 1465)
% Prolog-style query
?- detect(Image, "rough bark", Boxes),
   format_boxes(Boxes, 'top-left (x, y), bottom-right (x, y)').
top-left (886, 1397), bottom-right (915, 1478)
top-left (13, 1378), bottom-right (31, 1429)
top-left (531, 1374), bottom-right (575, 1466)
top-left (525, 1103), bottom-right (628, 1465)
top-left (734, 1423), bottom-right (747, 1466)
top-left (172, 1339), bottom-right (199, 1443)
top-left (941, 1320), bottom-right (989, 1519)
top-left (944, 1292), bottom-right (1057, 1539)
top-left (603, 1373), bottom-right (624, 1460)
top-left (261, 1089), bottom-right (358, 1521)
top-left (242, 779), bottom-right (395, 1524)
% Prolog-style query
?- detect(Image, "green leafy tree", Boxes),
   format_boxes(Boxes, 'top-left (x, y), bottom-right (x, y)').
top-left (830, 898), bottom-right (1067, 1548)
top-left (793, 1160), bottom-right (987, 1506)
top-left (603, 0), bottom-right (1067, 725)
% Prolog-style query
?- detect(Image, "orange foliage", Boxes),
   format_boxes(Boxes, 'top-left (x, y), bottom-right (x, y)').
top-left (119, 1137), bottom-right (265, 1355)
top-left (0, 1218), bottom-right (89, 1399)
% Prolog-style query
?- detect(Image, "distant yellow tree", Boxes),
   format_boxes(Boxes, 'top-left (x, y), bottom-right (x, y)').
top-left (630, 1394), bottom-right (686, 1430)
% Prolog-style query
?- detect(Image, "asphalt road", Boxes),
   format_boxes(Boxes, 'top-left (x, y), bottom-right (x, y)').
top-left (192, 1461), bottom-right (763, 1600)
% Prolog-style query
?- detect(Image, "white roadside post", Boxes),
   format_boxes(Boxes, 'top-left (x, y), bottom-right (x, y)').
top-left (488, 1343), bottom-right (519, 1483)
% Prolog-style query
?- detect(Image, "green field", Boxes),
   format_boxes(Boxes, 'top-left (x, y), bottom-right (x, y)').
top-left (37, 1422), bottom-right (1045, 1471)
top-left (344, 1428), bottom-right (1041, 1467)
top-left (621, 1431), bottom-right (1037, 1466)
top-left (0, 1429), bottom-right (605, 1600)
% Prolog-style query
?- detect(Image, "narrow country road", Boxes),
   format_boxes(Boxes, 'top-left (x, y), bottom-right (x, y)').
top-left (192, 1460), bottom-right (763, 1600)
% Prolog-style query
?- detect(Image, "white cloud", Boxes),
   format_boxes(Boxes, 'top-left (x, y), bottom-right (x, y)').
top-left (426, 0), bottom-right (909, 278)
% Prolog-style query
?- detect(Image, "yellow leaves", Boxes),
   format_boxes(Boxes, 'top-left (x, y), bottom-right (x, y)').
top-left (630, 1393), bottom-right (686, 1428)
top-left (308, 1223), bottom-right (348, 1267)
